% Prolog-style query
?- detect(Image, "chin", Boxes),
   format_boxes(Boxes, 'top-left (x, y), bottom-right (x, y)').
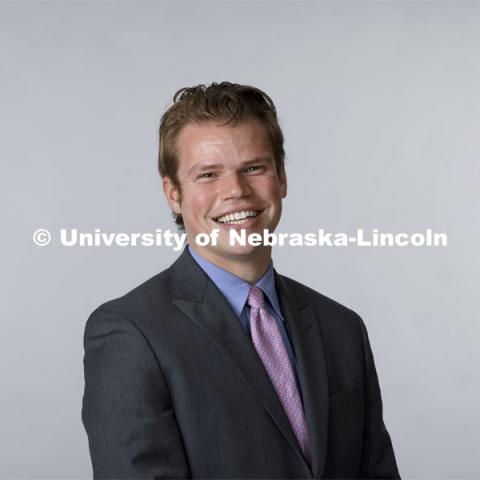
top-left (222, 243), bottom-right (268, 259)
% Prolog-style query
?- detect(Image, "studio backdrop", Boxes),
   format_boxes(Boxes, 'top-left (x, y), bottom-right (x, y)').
top-left (1, 1), bottom-right (478, 478)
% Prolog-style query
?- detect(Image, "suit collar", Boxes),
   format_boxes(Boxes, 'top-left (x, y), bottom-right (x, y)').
top-left (167, 247), bottom-right (209, 302)
top-left (275, 274), bottom-right (330, 478)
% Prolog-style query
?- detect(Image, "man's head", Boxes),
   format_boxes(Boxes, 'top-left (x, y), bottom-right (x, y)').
top-left (158, 82), bottom-right (285, 227)
top-left (159, 82), bottom-right (287, 271)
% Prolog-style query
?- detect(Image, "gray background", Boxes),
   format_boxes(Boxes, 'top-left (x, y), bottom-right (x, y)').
top-left (1, 1), bottom-right (478, 478)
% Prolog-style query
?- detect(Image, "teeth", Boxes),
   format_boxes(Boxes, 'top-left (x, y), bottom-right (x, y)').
top-left (217, 210), bottom-right (258, 224)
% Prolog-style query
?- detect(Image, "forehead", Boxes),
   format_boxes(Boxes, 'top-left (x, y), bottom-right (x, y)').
top-left (176, 119), bottom-right (273, 169)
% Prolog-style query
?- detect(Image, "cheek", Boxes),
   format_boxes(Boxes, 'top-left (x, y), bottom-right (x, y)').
top-left (184, 187), bottom-right (216, 211)
top-left (256, 177), bottom-right (284, 197)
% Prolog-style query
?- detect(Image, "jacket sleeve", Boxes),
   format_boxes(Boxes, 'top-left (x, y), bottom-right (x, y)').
top-left (82, 306), bottom-right (190, 479)
top-left (357, 315), bottom-right (401, 479)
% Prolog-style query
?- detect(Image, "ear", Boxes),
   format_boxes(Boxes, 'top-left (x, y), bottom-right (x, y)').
top-left (162, 177), bottom-right (182, 214)
top-left (278, 167), bottom-right (287, 199)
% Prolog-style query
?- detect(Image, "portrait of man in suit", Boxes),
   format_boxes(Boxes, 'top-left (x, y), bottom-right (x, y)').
top-left (82, 82), bottom-right (400, 479)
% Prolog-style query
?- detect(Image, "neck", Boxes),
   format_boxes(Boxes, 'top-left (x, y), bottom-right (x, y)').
top-left (190, 245), bottom-right (272, 284)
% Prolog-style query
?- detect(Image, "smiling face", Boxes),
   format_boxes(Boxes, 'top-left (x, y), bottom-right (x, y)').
top-left (163, 119), bottom-right (287, 273)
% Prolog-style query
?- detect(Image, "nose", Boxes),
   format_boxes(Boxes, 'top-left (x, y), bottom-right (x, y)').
top-left (220, 171), bottom-right (251, 200)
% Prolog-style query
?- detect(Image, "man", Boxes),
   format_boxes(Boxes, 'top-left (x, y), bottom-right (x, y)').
top-left (82, 82), bottom-right (400, 479)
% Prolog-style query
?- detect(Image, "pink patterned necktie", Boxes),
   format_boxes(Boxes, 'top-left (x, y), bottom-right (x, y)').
top-left (247, 286), bottom-right (311, 464)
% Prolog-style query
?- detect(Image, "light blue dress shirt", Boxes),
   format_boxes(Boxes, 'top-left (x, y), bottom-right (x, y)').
top-left (188, 245), bottom-right (302, 393)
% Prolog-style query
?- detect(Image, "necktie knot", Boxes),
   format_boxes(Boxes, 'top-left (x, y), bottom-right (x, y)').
top-left (247, 286), bottom-right (266, 309)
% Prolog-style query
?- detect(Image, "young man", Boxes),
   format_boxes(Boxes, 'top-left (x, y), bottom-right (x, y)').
top-left (82, 82), bottom-right (400, 479)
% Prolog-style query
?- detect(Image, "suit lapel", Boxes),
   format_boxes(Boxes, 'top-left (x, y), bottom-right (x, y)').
top-left (276, 274), bottom-right (330, 478)
top-left (169, 249), bottom-right (311, 472)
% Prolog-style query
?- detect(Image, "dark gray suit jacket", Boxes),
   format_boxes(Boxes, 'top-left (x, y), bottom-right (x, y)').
top-left (82, 248), bottom-right (400, 478)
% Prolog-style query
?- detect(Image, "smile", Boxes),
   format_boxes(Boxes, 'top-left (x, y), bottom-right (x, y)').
top-left (215, 210), bottom-right (260, 225)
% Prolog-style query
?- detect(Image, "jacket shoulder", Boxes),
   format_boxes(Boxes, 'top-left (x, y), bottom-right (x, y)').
top-left (87, 266), bottom-right (175, 329)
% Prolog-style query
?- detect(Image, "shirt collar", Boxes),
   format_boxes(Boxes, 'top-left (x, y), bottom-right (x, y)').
top-left (188, 245), bottom-right (283, 320)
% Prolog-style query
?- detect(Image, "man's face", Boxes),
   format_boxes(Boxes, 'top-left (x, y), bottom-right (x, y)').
top-left (163, 119), bottom-right (287, 267)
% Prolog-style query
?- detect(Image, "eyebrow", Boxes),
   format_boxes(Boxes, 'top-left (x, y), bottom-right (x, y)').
top-left (187, 156), bottom-right (273, 176)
